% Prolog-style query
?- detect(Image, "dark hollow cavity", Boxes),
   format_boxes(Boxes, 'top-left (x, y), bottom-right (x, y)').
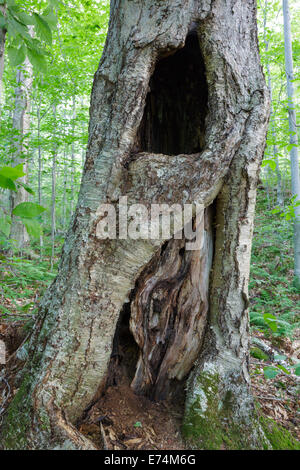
top-left (136, 30), bottom-right (208, 155)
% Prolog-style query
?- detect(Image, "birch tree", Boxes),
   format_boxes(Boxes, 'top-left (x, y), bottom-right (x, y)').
top-left (9, 54), bottom-right (32, 250)
top-left (282, 0), bottom-right (300, 288)
top-left (1, 0), bottom-right (270, 450)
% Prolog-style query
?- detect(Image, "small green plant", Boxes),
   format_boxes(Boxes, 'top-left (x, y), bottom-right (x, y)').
top-left (0, 165), bottom-right (46, 243)
top-left (133, 421), bottom-right (142, 428)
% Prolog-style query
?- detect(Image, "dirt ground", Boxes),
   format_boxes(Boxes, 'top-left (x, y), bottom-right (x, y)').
top-left (80, 380), bottom-right (186, 450)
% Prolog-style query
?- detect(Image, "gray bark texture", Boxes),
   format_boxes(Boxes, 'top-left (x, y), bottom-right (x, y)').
top-left (0, 0), bottom-right (270, 450)
top-left (263, 0), bottom-right (283, 207)
top-left (9, 55), bottom-right (33, 250)
top-left (282, 0), bottom-right (300, 288)
top-left (0, 5), bottom-right (6, 113)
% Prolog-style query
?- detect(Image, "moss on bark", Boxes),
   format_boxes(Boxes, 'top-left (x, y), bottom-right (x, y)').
top-left (260, 416), bottom-right (300, 450)
top-left (182, 369), bottom-right (269, 450)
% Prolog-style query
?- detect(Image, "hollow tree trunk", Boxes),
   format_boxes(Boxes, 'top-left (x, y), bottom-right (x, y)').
top-left (0, 0), bottom-right (270, 450)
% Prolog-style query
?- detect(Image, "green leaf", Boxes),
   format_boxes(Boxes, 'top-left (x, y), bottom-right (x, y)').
top-left (33, 13), bottom-right (52, 45)
top-left (48, 0), bottom-right (60, 7)
top-left (264, 366), bottom-right (280, 379)
top-left (20, 218), bottom-right (42, 239)
top-left (7, 43), bottom-right (26, 66)
top-left (263, 313), bottom-right (278, 332)
top-left (287, 143), bottom-right (297, 152)
top-left (0, 174), bottom-right (17, 191)
top-left (17, 181), bottom-right (35, 195)
top-left (7, 15), bottom-right (28, 37)
top-left (133, 421), bottom-right (142, 428)
top-left (0, 214), bottom-right (11, 237)
top-left (262, 159), bottom-right (277, 171)
top-left (276, 364), bottom-right (290, 375)
top-left (294, 364), bottom-right (300, 377)
top-left (15, 11), bottom-right (35, 26)
top-left (0, 164), bottom-right (26, 180)
top-left (0, 16), bottom-right (6, 29)
top-left (12, 202), bottom-right (46, 218)
top-left (26, 45), bottom-right (47, 72)
top-left (274, 354), bottom-right (286, 361)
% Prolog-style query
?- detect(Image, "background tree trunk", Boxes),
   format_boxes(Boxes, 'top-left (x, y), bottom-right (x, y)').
top-left (0, 4), bottom-right (6, 115)
top-left (1, 0), bottom-right (270, 450)
top-left (50, 105), bottom-right (57, 271)
top-left (9, 55), bottom-right (33, 251)
top-left (282, 0), bottom-right (300, 289)
top-left (263, 0), bottom-right (283, 207)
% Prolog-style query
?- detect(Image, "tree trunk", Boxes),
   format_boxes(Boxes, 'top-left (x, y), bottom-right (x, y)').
top-left (70, 96), bottom-right (76, 217)
top-left (263, 0), bottom-right (283, 207)
top-left (282, 0), bottom-right (300, 289)
top-left (0, 4), bottom-right (6, 115)
top-left (9, 55), bottom-right (33, 251)
top-left (37, 97), bottom-right (44, 259)
top-left (50, 105), bottom-right (57, 272)
top-left (1, 0), bottom-right (270, 450)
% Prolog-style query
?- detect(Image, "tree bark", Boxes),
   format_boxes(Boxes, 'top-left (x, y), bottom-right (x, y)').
top-left (1, 0), bottom-right (270, 450)
top-left (0, 4), bottom-right (6, 115)
top-left (9, 55), bottom-right (33, 251)
top-left (50, 105), bottom-right (57, 271)
top-left (263, 0), bottom-right (283, 207)
top-left (282, 0), bottom-right (300, 289)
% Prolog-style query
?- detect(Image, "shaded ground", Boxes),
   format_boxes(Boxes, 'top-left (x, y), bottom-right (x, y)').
top-left (80, 380), bottom-right (185, 451)
top-left (250, 330), bottom-right (300, 442)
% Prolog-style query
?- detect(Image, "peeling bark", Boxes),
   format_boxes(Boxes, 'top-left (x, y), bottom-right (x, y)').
top-left (1, 0), bottom-right (269, 450)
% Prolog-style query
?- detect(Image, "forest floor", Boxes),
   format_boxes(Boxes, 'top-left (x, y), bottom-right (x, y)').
top-left (0, 191), bottom-right (299, 449)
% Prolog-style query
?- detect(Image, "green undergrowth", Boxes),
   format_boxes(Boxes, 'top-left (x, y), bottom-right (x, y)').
top-left (250, 191), bottom-right (300, 341)
top-left (0, 253), bottom-right (57, 320)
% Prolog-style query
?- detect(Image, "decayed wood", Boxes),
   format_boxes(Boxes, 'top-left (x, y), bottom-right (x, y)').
top-left (129, 207), bottom-right (213, 400)
top-left (1, 0), bottom-right (270, 450)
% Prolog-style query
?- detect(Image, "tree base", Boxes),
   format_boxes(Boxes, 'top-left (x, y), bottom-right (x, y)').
top-left (183, 364), bottom-right (270, 450)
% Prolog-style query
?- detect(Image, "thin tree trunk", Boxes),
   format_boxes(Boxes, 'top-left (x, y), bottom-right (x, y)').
top-left (80, 98), bottom-right (86, 167)
top-left (0, 4), bottom-right (6, 115)
top-left (282, 0), bottom-right (300, 288)
top-left (263, 1), bottom-right (283, 207)
top-left (70, 96), bottom-right (76, 216)
top-left (9, 54), bottom-right (33, 251)
top-left (1, 0), bottom-right (270, 450)
top-left (37, 97), bottom-right (43, 259)
top-left (62, 144), bottom-right (68, 232)
top-left (50, 105), bottom-right (57, 271)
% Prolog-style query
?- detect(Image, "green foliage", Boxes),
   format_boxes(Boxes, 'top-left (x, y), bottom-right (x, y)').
top-left (12, 201), bottom-right (45, 218)
top-left (249, 193), bottom-right (300, 341)
top-left (272, 196), bottom-right (300, 221)
top-left (0, 256), bottom-right (56, 319)
top-left (0, 0), bottom-right (59, 70)
top-left (0, 166), bottom-right (45, 241)
top-left (0, 164), bottom-right (25, 190)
